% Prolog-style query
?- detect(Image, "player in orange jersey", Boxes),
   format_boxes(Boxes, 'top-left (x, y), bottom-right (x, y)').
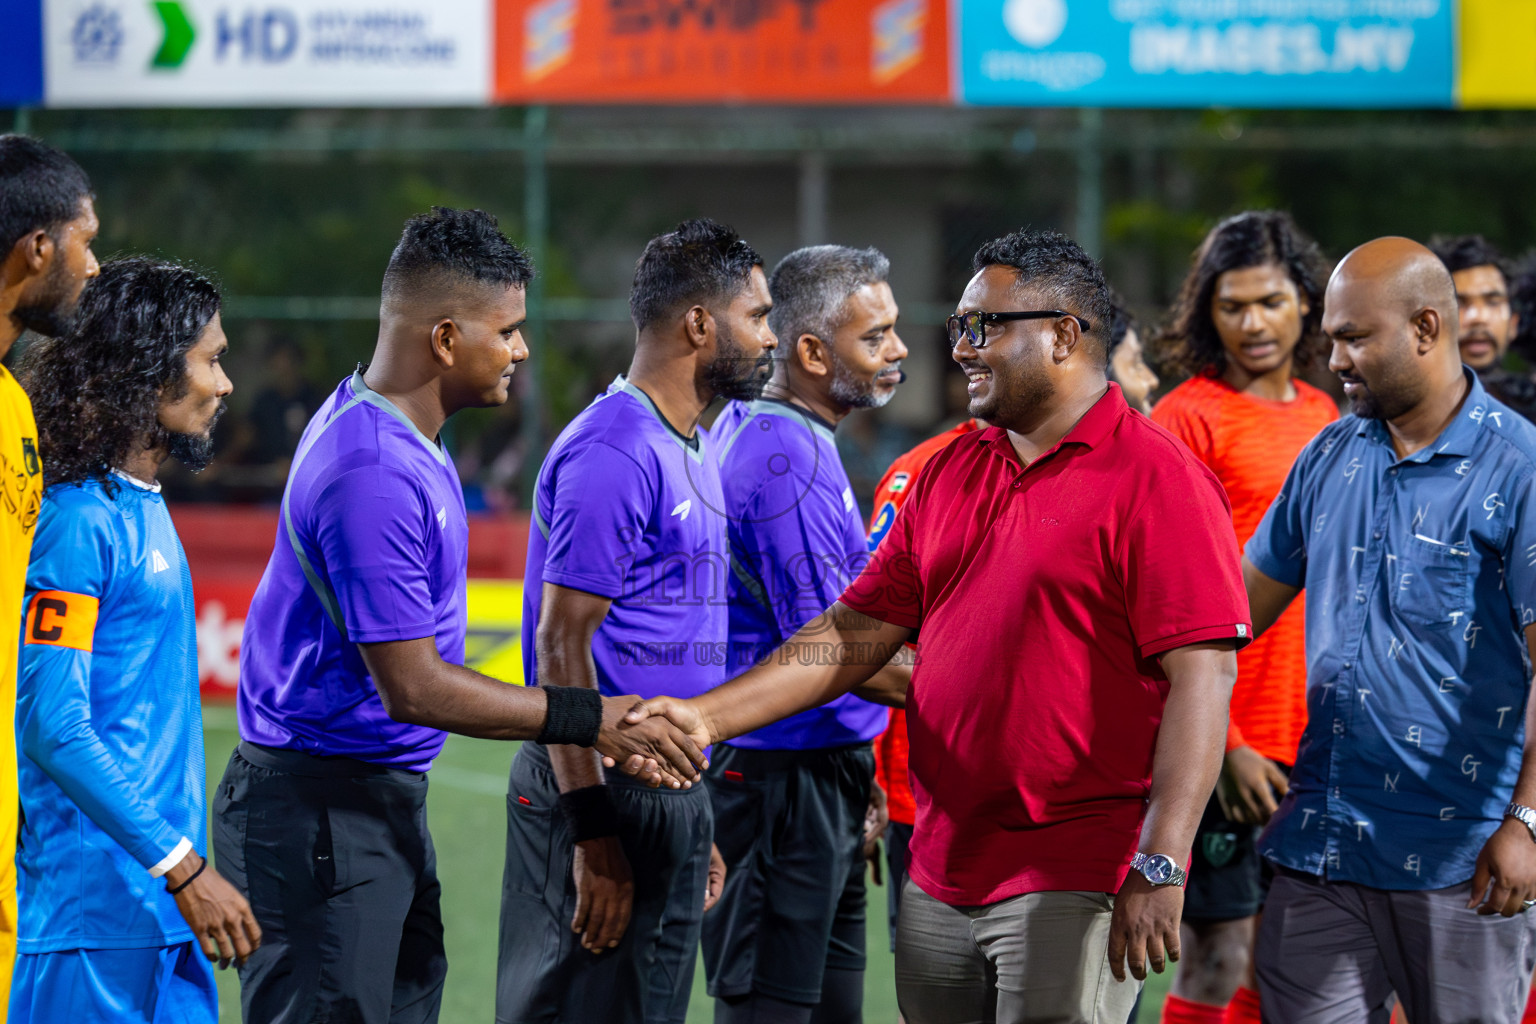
top-left (1151, 211), bottom-right (1337, 1024)
top-left (0, 135), bottom-right (100, 1017)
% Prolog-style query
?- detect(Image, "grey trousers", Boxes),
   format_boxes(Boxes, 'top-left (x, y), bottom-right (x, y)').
top-left (1256, 868), bottom-right (1536, 1024)
top-left (892, 879), bottom-right (1142, 1024)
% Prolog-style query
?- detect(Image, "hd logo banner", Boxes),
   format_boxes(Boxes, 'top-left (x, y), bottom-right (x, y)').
top-left (43, 0), bottom-right (492, 106)
top-left (494, 0), bottom-right (949, 103)
top-left (958, 0), bottom-right (1454, 108)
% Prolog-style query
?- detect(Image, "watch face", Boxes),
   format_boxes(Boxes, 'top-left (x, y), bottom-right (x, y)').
top-left (1143, 855), bottom-right (1174, 884)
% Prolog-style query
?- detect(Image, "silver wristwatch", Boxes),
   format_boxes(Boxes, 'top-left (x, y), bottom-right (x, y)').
top-left (1130, 852), bottom-right (1187, 888)
top-left (1505, 803), bottom-right (1536, 844)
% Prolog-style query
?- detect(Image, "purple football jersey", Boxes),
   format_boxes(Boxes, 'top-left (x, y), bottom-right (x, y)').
top-left (523, 378), bottom-right (729, 701)
top-left (238, 370), bottom-right (468, 771)
top-left (712, 399), bottom-right (886, 750)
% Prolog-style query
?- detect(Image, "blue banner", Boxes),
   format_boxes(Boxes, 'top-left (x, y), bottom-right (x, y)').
top-left (0, 0), bottom-right (44, 106)
top-left (958, 0), bottom-right (1453, 108)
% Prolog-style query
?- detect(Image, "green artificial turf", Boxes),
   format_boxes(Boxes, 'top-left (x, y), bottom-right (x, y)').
top-left (202, 704), bottom-right (1172, 1023)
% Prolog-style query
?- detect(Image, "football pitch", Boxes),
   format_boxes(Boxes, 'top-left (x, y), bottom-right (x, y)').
top-left (201, 704), bottom-right (1172, 1022)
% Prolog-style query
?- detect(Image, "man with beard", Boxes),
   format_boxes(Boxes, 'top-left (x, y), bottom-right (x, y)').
top-left (498, 218), bottom-right (777, 1024)
top-left (1428, 234), bottom-right (1536, 421)
top-left (1244, 237), bottom-right (1536, 1023)
top-left (624, 229), bottom-right (1252, 1023)
top-left (1149, 211), bottom-right (1338, 1024)
top-left (11, 257), bottom-right (258, 1022)
top-left (221, 209), bottom-right (706, 1024)
top-left (0, 133), bottom-right (100, 1008)
top-left (705, 245), bottom-right (908, 1024)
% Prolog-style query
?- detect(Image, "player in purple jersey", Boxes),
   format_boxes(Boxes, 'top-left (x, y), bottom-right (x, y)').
top-left (705, 244), bottom-right (911, 1024)
top-left (500, 219), bottom-right (776, 1024)
top-left (215, 209), bottom-right (706, 1024)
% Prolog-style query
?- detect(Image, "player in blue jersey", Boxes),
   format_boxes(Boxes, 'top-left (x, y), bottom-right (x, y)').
top-left (707, 244), bottom-right (911, 1024)
top-left (11, 256), bottom-right (257, 1023)
top-left (499, 219), bottom-right (777, 1024)
top-left (216, 209), bottom-right (705, 1024)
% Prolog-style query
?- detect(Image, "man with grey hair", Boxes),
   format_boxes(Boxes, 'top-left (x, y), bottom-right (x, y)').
top-left (705, 244), bottom-right (911, 1023)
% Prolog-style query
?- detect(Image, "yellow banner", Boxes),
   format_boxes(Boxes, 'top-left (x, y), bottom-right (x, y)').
top-left (1459, 0), bottom-right (1536, 107)
top-left (466, 579), bottom-right (525, 685)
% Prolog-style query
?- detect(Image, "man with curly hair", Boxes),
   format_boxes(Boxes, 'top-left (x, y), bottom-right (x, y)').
top-left (1150, 211), bottom-right (1339, 1024)
top-left (0, 133), bottom-right (101, 1012)
top-left (12, 257), bottom-right (258, 1023)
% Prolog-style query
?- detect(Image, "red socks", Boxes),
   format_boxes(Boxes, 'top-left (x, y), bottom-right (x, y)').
top-left (1160, 994), bottom-right (1227, 1024)
top-left (1223, 987), bottom-right (1262, 1024)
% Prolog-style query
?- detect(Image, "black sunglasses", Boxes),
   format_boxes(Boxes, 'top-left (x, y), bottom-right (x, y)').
top-left (946, 310), bottom-right (1092, 349)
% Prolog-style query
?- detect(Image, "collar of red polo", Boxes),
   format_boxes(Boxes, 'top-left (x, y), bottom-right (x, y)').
top-left (977, 383), bottom-right (1129, 465)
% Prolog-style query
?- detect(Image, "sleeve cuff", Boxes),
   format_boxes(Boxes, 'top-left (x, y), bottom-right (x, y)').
top-left (1244, 544), bottom-right (1305, 590)
top-left (148, 837), bottom-right (194, 879)
top-left (1141, 622), bottom-right (1254, 660)
top-left (1226, 721), bottom-right (1246, 753)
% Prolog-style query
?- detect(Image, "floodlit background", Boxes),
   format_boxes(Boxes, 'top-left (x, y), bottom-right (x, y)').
top-left (9, 1), bottom-right (1536, 1019)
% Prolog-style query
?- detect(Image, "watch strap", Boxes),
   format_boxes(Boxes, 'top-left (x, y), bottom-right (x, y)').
top-left (1506, 802), bottom-right (1536, 844)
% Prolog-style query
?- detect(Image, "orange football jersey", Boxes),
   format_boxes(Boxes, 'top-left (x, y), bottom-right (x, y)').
top-left (1151, 375), bottom-right (1338, 764)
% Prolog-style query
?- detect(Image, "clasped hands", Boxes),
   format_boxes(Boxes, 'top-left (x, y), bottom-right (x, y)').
top-left (593, 694), bottom-right (715, 788)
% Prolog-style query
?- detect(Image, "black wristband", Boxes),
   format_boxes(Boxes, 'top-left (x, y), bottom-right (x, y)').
top-left (166, 855), bottom-right (206, 896)
top-left (557, 785), bottom-right (621, 843)
top-left (537, 685), bottom-right (604, 747)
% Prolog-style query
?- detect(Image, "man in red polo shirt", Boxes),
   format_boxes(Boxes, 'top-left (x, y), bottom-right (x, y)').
top-left (624, 229), bottom-right (1250, 1023)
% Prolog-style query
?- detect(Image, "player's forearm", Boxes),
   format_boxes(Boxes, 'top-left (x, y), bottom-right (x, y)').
top-left (1242, 557), bottom-right (1302, 640)
top-left (1137, 643), bottom-right (1238, 859)
top-left (539, 626), bottom-right (607, 792)
top-left (360, 636), bottom-right (552, 740)
top-left (21, 695), bottom-right (185, 870)
top-left (697, 603), bottom-right (911, 742)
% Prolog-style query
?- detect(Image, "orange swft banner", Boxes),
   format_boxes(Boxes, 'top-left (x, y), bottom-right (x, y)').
top-left (495, 0), bottom-right (951, 103)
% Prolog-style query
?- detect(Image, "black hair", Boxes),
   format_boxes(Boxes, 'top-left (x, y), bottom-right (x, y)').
top-left (0, 134), bottom-right (93, 255)
top-left (1159, 210), bottom-right (1328, 378)
top-left (1107, 290), bottom-right (1135, 359)
top-left (1512, 253), bottom-right (1536, 363)
top-left (630, 218), bottom-right (763, 332)
top-left (971, 228), bottom-right (1113, 363)
top-left (382, 207), bottom-right (534, 305)
top-left (1428, 234), bottom-right (1509, 281)
top-left (18, 256), bottom-right (221, 493)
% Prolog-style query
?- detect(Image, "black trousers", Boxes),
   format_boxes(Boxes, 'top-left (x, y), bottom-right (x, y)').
top-left (703, 743), bottom-right (874, 1007)
top-left (213, 742), bottom-right (447, 1024)
top-left (496, 741), bottom-right (714, 1024)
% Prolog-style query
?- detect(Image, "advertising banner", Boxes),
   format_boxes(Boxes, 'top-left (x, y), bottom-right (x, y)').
top-left (957, 0), bottom-right (1454, 108)
top-left (1, 1), bottom-right (45, 106)
top-left (1458, 0), bottom-right (1536, 108)
top-left (493, 0), bottom-right (950, 104)
top-left (42, 0), bottom-right (492, 107)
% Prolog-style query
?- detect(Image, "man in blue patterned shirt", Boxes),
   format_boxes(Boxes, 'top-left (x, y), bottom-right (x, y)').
top-left (1244, 237), bottom-right (1536, 1024)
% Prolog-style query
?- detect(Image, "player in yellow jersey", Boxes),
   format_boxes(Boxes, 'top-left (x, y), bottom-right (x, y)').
top-left (0, 135), bottom-right (100, 1016)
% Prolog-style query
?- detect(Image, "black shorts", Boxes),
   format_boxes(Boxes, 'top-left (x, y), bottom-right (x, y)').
top-left (496, 741), bottom-right (713, 1024)
top-left (884, 821), bottom-right (914, 954)
top-left (702, 742), bottom-right (875, 1006)
top-left (212, 742), bottom-right (447, 1024)
top-left (1183, 784), bottom-right (1282, 924)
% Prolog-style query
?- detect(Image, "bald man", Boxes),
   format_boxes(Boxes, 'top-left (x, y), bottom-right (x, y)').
top-left (1242, 238), bottom-right (1536, 1023)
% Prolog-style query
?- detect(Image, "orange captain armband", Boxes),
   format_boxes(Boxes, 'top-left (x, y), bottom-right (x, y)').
top-left (25, 590), bottom-right (99, 652)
